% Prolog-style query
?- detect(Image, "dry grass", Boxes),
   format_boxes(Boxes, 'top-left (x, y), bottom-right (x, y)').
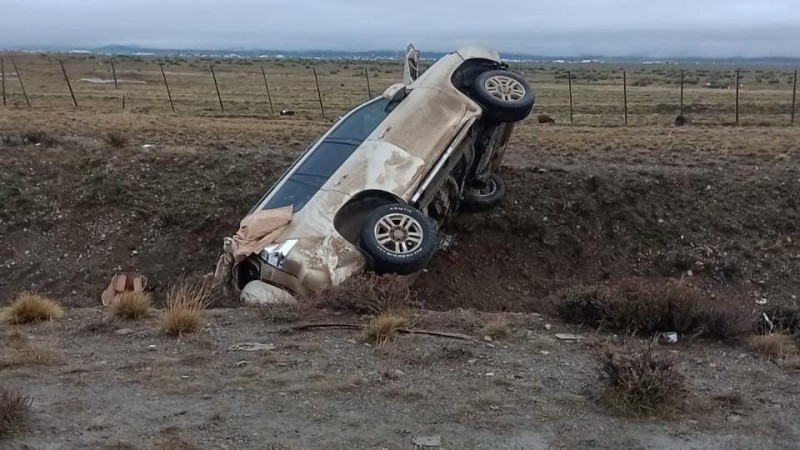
top-left (602, 345), bottom-right (687, 417)
top-left (365, 311), bottom-right (410, 347)
top-left (109, 292), bottom-right (152, 320)
top-left (1, 294), bottom-right (63, 325)
top-left (1, 330), bottom-right (57, 368)
top-left (558, 279), bottom-right (746, 340)
top-left (315, 273), bottom-right (415, 315)
top-left (105, 131), bottom-right (128, 148)
top-left (258, 302), bottom-right (301, 324)
top-left (163, 278), bottom-right (214, 336)
top-left (0, 386), bottom-right (32, 436)
top-left (748, 333), bottom-right (798, 359)
top-left (480, 315), bottom-right (511, 340)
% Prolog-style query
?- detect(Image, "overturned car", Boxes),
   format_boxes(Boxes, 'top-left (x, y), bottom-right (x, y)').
top-left (217, 45), bottom-right (535, 302)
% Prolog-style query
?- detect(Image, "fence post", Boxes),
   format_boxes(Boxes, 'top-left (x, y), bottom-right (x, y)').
top-left (122, 92), bottom-right (126, 111)
top-left (312, 66), bottom-right (325, 119)
top-left (568, 70), bottom-right (573, 125)
top-left (680, 69), bottom-right (684, 117)
top-left (11, 58), bottom-right (30, 108)
top-left (622, 69), bottom-right (628, 125)
top-left (1, 57), bottom-right (5, 107)
top-left (260, 65), bottom-right (275, 116)
top-left (59, 60), bottom-right (78, 108)
top-left (735, 69), bottom-right (740, 125)
top-left (792, 69), bottom-right (797, 124)
top-left (110, 60), bottom-right (118, 89)
top-left (210, 64), bottom-right (224, 113)
top-left (159, 63), bottom-right (175, 113)
top-left (365, 67), bottom-right (372, 100)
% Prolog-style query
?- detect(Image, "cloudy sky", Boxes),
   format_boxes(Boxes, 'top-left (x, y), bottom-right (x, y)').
top-left (2, 0), bottom-right (798, 57)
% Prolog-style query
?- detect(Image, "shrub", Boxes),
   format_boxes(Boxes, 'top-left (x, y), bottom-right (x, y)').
top-left (110, 292), bottom-right (151, 320)
top-left (748, 334), bottom-right (798, 359)
top-left (602, 345), bottom-right (686, 416)
top-left (558, 279), bottom-right (745, 340)
top-left (258, 302), bottom-right (300, 324)
top-left (163, 278), bottom-right (213, 336)
top-left (0, 387), bottom-right (32, 436)
top-left (106, 131), bottom-right (128, 148)
top-left (20, 131), bottom-right (58, 146)
top-left (1, 294), bottom-right (63, 325)
top-left (314, 273), bottom-right (415, 315)
top-left (480, 315), bottom-right (511, 340)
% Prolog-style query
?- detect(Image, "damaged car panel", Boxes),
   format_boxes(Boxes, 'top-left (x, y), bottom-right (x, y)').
top-left (219, 45), bottom-right (535, 301)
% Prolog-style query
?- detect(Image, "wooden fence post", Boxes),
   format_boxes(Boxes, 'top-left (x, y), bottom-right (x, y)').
top-left (365, 67), bottom-right (372, 100)
top-left (680, 69), bottom-right (684, 117)
top-left (59, 60), bottom-right (78, 108)
top-left (735, 69), bottom-right (740, 125)
top-left (11, 58), bottom-right (30, 108)
top-left (261, 65), bottom-right (275, 116)
top-left (1, 57), bottom-right (5, 107)
top-left (622, 69), bottom-right (628, 125)
top-left (111, 60), bottom-right (118, 89)
top-left (210, 64), bottom-right (224, 113)
top-left (568, 70), bottom-right (573, 124)
top-left (159, 63), bottom-right (175, 113)
top-left (312, 66), bottom-right (325, 119)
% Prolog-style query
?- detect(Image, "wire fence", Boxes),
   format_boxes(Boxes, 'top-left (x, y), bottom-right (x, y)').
top-left (0, 54), bottom-right (797, 127)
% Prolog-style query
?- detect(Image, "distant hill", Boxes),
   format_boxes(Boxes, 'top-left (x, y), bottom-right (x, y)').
top-left (7, 44), bottom-right (800, 67)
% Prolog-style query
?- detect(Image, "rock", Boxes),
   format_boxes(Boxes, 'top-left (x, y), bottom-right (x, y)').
top-left (555, 333), bottom-right (582, 341)
top-left (484, 372), bottom-right (495, 377)
top-left (544, 324), bottom-right (552, 330)
top-left (241, 280), bottom-right (297, 306)
top-left (467, 359), bottom-right (477, 365)
top-left (412, 435), bottom-right (442, 447)
top-left (540, 350), bottom-right (550, 355)
top-left (483, 335), bottom-right (493, 342)
top-left (180, 375), bottom-right (190, 380)
top-left (147, 345), bottom-right (157, 351)
top-left (115, 328), bottom-right (134, 336)
top-left (393, 369), bottom-right (406, 378)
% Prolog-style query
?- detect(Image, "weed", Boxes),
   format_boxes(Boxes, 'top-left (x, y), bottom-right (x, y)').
top-left (110, 292), bottom-right (152, 320)
top-left (163, 278), bottom-right (213, 336)
top-left (0, 386), bottom-right (32, 436)
top-left (1, 294), bottom-right (63, 325)
top-left (365, 311), bottom-right (410, 347)
top-left (315, 273), bottom-right (414, 315)
top-left (481, 315), bottom-right (511, 340)
top-left (748, 333), bottom-right (798, 359)
top-left (258, 303), bottom-right (300, 324)
top-left (106, 131), bottom-right (128, 148)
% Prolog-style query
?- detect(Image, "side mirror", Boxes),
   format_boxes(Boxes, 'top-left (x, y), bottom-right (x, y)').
top-left (382, 83), bottom-right (408, 102)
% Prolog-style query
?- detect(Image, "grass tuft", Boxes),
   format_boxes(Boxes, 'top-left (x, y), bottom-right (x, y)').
top-left (106, 131), bottom-right (128, 148)
top-left (110, 292), bottom-right (152, 320)
top-left (602, 344), bottom-right (686, 416)
top-left (258, 303), bottom-right (301, 324)
top-left (748, 333), bottom-right (798, 360)
top-left (481, 315), bottom-right (511, 340)
top-left (1, 294), bottom-right (63, 325)
top-left (365, 312), bottom-right (410, 347)
top-left (0, 386), bottom-right (32, 436)
top-left (163, 278), bottom-right (213, 336)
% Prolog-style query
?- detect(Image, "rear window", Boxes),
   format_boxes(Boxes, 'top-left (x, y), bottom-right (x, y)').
top-left (260, 97), bottom-right (395, 212)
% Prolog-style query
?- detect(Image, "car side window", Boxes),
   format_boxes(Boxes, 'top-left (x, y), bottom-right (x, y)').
top-left (327, 98), bottom-right (393, 142)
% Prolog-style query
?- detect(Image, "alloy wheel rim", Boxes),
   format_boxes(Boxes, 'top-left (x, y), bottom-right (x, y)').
top-left (374, 213), bottom-right (424, 255)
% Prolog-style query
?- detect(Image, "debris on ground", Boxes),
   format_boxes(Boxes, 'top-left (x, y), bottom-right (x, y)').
top-left (227, 342), bottom-right (277, 352)
top-left (412, 435), bottom-right (442, 447)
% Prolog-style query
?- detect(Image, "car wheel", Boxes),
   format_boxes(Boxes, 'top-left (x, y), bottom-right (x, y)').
top-left (360, 204), bottom-right (436, 275)
top-left (461, 173), bottom-right (506, 212)
top-left (473, 70), bottom-right (535, 123)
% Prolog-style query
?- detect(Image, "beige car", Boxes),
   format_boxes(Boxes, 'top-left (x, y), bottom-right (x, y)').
top-left (228, 45), bottom-right (534, 300)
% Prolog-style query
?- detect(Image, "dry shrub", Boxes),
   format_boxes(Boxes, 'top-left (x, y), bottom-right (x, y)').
top-left (163, 278), bottom-right (213, 336)
top-left (110, 292), bottom-right (152, 320)
top-left (758, 306), bottom-right (800, 334)
top-left (259, 303), bottom-right (301, 324)
top-left (748, 333), bottom-right (798, 359)
top-left (602, 345), bottom-right (686, 416)
top-left (20, 130), bottom-right (58, 146)
top-left (0, 386), bottom-right (32, 436)
top-left (365, 312), bottom-right (410, 346)
top-left (1, 294), bottom-right (63, 325)
top-left (1, 330), bottom-right (56, 368)
top-left (558, 279), bottom-right (745, 340)
top-left (481, 315), bottom-right (511, 340)
top-left (315, 273), bottom-right (414, 315)
top-left (106, 131), bottom-right (128, 148)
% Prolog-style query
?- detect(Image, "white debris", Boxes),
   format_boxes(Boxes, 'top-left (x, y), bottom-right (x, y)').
top-left (555, 333), bottom-right (582, 341)
top-left (412, 435), bottom-right (442, 447)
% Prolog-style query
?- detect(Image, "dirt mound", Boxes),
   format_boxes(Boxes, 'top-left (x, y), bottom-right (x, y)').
top-left (1, 137), bottom-right (798, 312)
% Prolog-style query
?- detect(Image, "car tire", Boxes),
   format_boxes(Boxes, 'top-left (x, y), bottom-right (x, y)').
top-left (360, 203), bottom-right (437, 275)
top-left (473, 70), bottom-right (535, 123)
top-left (461, 173), bottom-right (506, 212)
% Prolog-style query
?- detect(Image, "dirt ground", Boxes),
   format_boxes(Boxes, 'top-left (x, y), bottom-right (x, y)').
top-left (1, 73), bottom-right (800, 448)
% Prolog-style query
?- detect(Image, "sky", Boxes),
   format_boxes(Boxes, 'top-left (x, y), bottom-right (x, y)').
top-left (2, 0), bottom-right (799, 58)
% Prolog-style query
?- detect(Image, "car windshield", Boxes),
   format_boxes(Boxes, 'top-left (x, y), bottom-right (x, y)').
top-left (259, 97), bottom-right (394, 212)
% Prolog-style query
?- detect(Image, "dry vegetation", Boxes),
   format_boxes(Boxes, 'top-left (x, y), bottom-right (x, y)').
top-left (316, 273), bottom-right (415, 315)
top-left (1, 330), bottom-right (57, 369)
top-left (480, 314), bottom-right (511, 340)
top-left (748, 334), bottom-right (799, 359)
top-left (558, 280), bottom-right (746, 340)
top-left (1, 294), bottom-right (63, 325)
top-left (365, 311), bottom-right (410, 347)
top-left (109, 291), bottom-right (152, 320)
top-left (602, 345), bottom-right (687, 417)
top-left (163, 278), bottom-right (214, 336)
top-left (0, 386), bottom-right (32, 437)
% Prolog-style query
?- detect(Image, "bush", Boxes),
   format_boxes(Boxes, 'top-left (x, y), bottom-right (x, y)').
top-left (1, 294), bottom-right (63, 325)
top-left (110, 292), bottom-right (151, 320)
top-left (106, 131), bottom-right (128, 148)
top-left (163, 278), bottom-right (213, 336)
top-left (602, 345), bottom-right (686, 416)
top-left (314, 273), bottom-right (415, 315)
top-left (365, 312), bottom-right (410, 347)
top-left (558, 279), bottom-right (745, 340)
